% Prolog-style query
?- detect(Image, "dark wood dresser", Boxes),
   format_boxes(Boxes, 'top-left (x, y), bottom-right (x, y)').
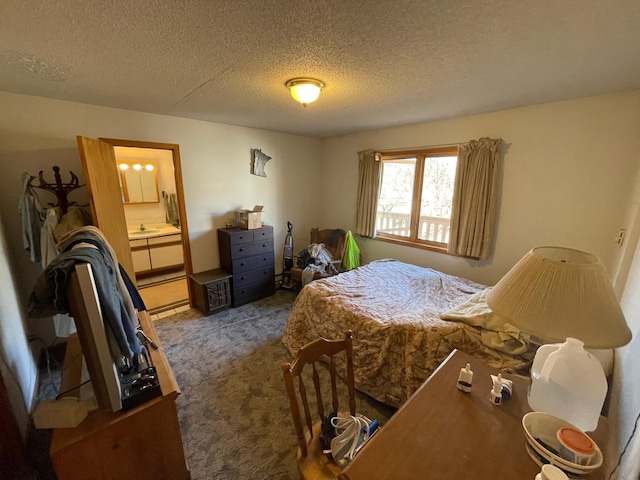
top-left (217, 226), bottom-right (275, 306)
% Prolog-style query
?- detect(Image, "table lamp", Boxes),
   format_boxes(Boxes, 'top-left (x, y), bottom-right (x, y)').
top-left (486, 247), bottom-right (632, 431)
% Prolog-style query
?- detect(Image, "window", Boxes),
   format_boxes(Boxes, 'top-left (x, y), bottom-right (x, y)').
top-left (376, 147), bottom-right (458, 251)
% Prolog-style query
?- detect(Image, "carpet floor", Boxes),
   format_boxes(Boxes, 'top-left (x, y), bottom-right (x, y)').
top-left (154, 289), bottom-right (395, 479)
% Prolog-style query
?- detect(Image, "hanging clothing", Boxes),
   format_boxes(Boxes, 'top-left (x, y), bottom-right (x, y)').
top-left (19, 172), bottom-right (45, 264)
top-left (39, 207), bottom-right (79, 338)
top-left (54, 205), bottom-right (92, 241)
top-left (28, 226), bottom-right (141, 363)
top-left (165, 193), bottom-right (179, 227)
top-left (40, 207), bottom-right (61, 269)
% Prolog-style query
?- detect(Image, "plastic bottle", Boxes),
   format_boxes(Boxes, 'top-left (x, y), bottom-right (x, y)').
top-left (457, 363), bottom-right (473, 392)
top-left (528, 338), bottom-right (607, 432)
top-left (490, 373), bottom-right (503, 405)
top-left (535, 464), bottom-right (569, 480)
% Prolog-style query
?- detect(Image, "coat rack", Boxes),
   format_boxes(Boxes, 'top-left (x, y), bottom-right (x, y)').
top-left (29, 166), bottom-right (85, 214)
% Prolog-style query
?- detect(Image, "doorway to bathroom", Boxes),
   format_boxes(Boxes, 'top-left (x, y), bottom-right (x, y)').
top-left (112, 145), bottom-right (188, 313)
top-left (77, 136), bottom-right (193, 316)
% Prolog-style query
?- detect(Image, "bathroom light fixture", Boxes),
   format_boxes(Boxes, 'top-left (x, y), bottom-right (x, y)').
top-left (285, 77), bottom-right (325, 107)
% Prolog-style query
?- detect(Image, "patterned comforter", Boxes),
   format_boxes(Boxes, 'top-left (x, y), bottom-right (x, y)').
top-left (282, 259), bottom-right (534, 407)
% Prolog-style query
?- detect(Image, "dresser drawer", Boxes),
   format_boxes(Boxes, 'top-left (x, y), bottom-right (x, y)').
top-left (232, 278), bottom-right (275, 307)
top-left (229, 241), bottom-right (272, 260)
top-left (232, 266), bottom-right (275, 288)
top-left (231, 252), bottom-right (274, 274)
top-left (225, 230), bottom-right (254, 245)
top-left (253, 227), bottom-right (273, 242)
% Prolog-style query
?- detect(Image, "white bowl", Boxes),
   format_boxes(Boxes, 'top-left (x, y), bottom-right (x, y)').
top-left (522, 412), bottom-right (602, 477)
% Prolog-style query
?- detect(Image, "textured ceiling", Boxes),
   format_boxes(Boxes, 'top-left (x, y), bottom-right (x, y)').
top-left (1, 1), bottom-right (639, 138)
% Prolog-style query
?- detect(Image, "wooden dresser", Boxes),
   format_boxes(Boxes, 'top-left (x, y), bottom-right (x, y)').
top-left (50, 311), bottom-right (189, 480)
top-left (217, 226), bottom-right (275, 306)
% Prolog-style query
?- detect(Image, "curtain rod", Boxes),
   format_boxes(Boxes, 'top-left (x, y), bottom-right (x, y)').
top-left (377, 141), bottom-right (463, 153)
top-left (377, 137), bottom-right (503, 154)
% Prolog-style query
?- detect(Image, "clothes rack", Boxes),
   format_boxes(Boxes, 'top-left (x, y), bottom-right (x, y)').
top-left (29, 166), bottom-right (84, 214)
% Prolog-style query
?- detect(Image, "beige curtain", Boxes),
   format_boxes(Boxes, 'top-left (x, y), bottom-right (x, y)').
top-left (355, 149), bottom-right (382, 237)
top-left (448, 137), bottom-right (502, 260)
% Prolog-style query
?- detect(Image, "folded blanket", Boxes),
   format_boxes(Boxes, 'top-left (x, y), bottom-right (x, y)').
top-left (440, 288), bottom-right (530, 355)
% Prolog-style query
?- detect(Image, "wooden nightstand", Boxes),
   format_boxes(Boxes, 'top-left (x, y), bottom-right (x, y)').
top-left (189, 268), bottom-right (232, 315)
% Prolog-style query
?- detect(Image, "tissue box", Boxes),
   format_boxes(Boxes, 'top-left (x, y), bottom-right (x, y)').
top-left (236, 205), bottom-right (264, 229)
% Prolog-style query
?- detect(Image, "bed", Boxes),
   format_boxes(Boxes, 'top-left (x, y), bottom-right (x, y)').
top-left (282, 259), bottom-right (536, 408)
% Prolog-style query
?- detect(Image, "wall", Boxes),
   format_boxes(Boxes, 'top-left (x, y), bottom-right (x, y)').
top-left (606, 165), bottom-right (640, 478)
top-left (0, 216), bottom-right (38, 436)
top-left (0, 91), bottom-right (321, 435)
top-left (320, 91), bottom-right (640, 286)
top-left (320, 90), bottom-right (640, 477)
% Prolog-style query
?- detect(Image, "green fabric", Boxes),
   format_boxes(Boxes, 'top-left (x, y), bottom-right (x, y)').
top-left (343, 230), bottom-right (360, 271)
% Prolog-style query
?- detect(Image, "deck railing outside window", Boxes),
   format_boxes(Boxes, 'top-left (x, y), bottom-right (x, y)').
top-left (376, 212), bottom-right (450, 243)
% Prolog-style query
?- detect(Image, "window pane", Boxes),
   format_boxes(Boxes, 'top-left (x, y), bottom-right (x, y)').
top-left (418, 156), bottom-right (457, 243)
top-left (377, 159), bottom-right (416, 238)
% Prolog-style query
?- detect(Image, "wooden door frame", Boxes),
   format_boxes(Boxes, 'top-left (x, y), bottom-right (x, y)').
top-left (100, 138), bottom-right (194, 307)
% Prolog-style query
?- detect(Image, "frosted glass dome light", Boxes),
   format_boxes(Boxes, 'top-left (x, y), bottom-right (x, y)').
top-left (286, 78), bottom-right (325, 107)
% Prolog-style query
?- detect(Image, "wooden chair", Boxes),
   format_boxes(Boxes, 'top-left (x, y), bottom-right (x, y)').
top-left (289, 228), bottom-right (347, 287)
top-left (282, 331), bottom-right (356, 479)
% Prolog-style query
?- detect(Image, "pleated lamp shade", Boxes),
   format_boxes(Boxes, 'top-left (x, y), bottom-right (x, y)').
top-left (486, 246), bottom-right (632, 349)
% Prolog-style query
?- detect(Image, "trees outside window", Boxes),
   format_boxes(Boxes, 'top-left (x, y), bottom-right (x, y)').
top-left (376, 147), bottom-right (458, 251)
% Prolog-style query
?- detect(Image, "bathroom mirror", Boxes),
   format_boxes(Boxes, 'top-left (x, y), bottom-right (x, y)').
top-left (117, 161), bottom-right (160, 204)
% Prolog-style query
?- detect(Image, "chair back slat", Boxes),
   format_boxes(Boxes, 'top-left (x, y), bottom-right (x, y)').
top-left (312, 362), bottom-right (325, 421)
top-left (329, 356), bottom-right (340, 414)
top-left (281, 331), bottom-right (356, 460)
top-left (282, 362), bottom-right (308, 457)
top-left (298, 375), bottom-right (313, 436)
top-left (346, 336), bottom-right (356, 415)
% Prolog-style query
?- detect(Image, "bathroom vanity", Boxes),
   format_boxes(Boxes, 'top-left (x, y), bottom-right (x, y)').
top-left (128, 225), bottom-right (183, 276)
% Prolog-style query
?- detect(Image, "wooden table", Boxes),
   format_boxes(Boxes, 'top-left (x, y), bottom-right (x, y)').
top-left (339, 350), bottom-right (606, 480)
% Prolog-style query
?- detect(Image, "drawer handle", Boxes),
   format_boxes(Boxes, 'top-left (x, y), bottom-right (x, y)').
top-left (241, 276), bottom-right (246, 280)
top-left (262, 244), bottom-right (266, 247)
top-left (240, 262), bottom-right (246, 266)
top-left (239, 247), bottom-right (245, 252)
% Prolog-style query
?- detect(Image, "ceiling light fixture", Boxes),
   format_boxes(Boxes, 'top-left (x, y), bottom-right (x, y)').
top-left (285, 77), bottom-right (325, 107)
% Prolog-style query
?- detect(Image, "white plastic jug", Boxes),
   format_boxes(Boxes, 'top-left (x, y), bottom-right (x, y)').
top-left (528, 338), bottom-right (607, 432)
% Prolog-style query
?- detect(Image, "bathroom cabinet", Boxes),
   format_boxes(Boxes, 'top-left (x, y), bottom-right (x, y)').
top-left (130, 233), bottom-right (183, 275)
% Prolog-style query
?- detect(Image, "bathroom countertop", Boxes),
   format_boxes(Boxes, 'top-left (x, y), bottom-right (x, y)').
top-left (128, 224), bottom-right (181, 240)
